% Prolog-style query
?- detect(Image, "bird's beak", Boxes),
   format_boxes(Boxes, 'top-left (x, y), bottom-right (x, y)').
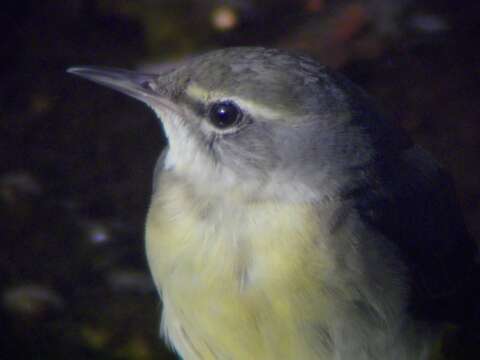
top-left (67, 66), bottom-right (176, 111)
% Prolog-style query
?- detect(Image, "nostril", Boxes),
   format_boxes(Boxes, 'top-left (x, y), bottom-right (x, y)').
top-left (139, 79), bottom-right (159, 93)
top-left (141, 80), bottom-right (154, 91)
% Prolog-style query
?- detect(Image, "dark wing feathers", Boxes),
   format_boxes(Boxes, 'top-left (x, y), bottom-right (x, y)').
top-left (354, 145), bottom-right (478, 323)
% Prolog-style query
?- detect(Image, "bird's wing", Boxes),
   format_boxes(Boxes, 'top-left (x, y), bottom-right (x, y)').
top-left (354, 145), bottom-right (478, 323)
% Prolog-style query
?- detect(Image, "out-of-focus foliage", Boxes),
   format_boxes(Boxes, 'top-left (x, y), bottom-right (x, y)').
top-left (97, 0), bottom-right (210, 58)
top-left (2, 0), bottom-right (479, 358)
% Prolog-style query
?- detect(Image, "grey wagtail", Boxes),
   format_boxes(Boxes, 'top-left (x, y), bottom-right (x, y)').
top-left (68, 47), bottom-right (478, 360)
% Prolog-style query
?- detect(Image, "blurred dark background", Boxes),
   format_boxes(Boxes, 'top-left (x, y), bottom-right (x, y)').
top-left (1, 1), bottom-right (479, 359)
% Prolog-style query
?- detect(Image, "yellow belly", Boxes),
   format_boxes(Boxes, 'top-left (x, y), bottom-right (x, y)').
top-left (145, 181), bottom-right (335, 359)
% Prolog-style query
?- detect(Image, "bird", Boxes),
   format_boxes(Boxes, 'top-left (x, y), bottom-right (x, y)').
top-left (68, 47), bottom-right (478, 360)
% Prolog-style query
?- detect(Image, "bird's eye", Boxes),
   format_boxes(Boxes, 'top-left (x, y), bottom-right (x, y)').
top-left (208, 101), bottom-right (242, 129)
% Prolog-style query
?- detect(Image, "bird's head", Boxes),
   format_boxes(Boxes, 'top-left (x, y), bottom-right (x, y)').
top-left (68, 47), bottom-right (406, 203)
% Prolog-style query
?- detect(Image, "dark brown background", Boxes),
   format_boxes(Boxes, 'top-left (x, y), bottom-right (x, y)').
top-left (2, 1), bottom-right (479, 358)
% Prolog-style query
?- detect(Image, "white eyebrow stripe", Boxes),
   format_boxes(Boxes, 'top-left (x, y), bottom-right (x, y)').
top-left (185, 83), bottom-right (210, 101)
top-left (185, 83), bottom-right (286, 120)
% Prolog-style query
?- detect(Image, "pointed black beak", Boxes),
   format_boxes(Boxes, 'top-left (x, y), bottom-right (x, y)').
top-left (67, 66), bottom-right (180, 114)
top-left (67, 66), bottom-right (163, 103)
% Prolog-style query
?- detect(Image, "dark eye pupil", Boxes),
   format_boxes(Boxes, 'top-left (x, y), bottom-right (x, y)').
top-left (209, 102), bottom-right (240, 129)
